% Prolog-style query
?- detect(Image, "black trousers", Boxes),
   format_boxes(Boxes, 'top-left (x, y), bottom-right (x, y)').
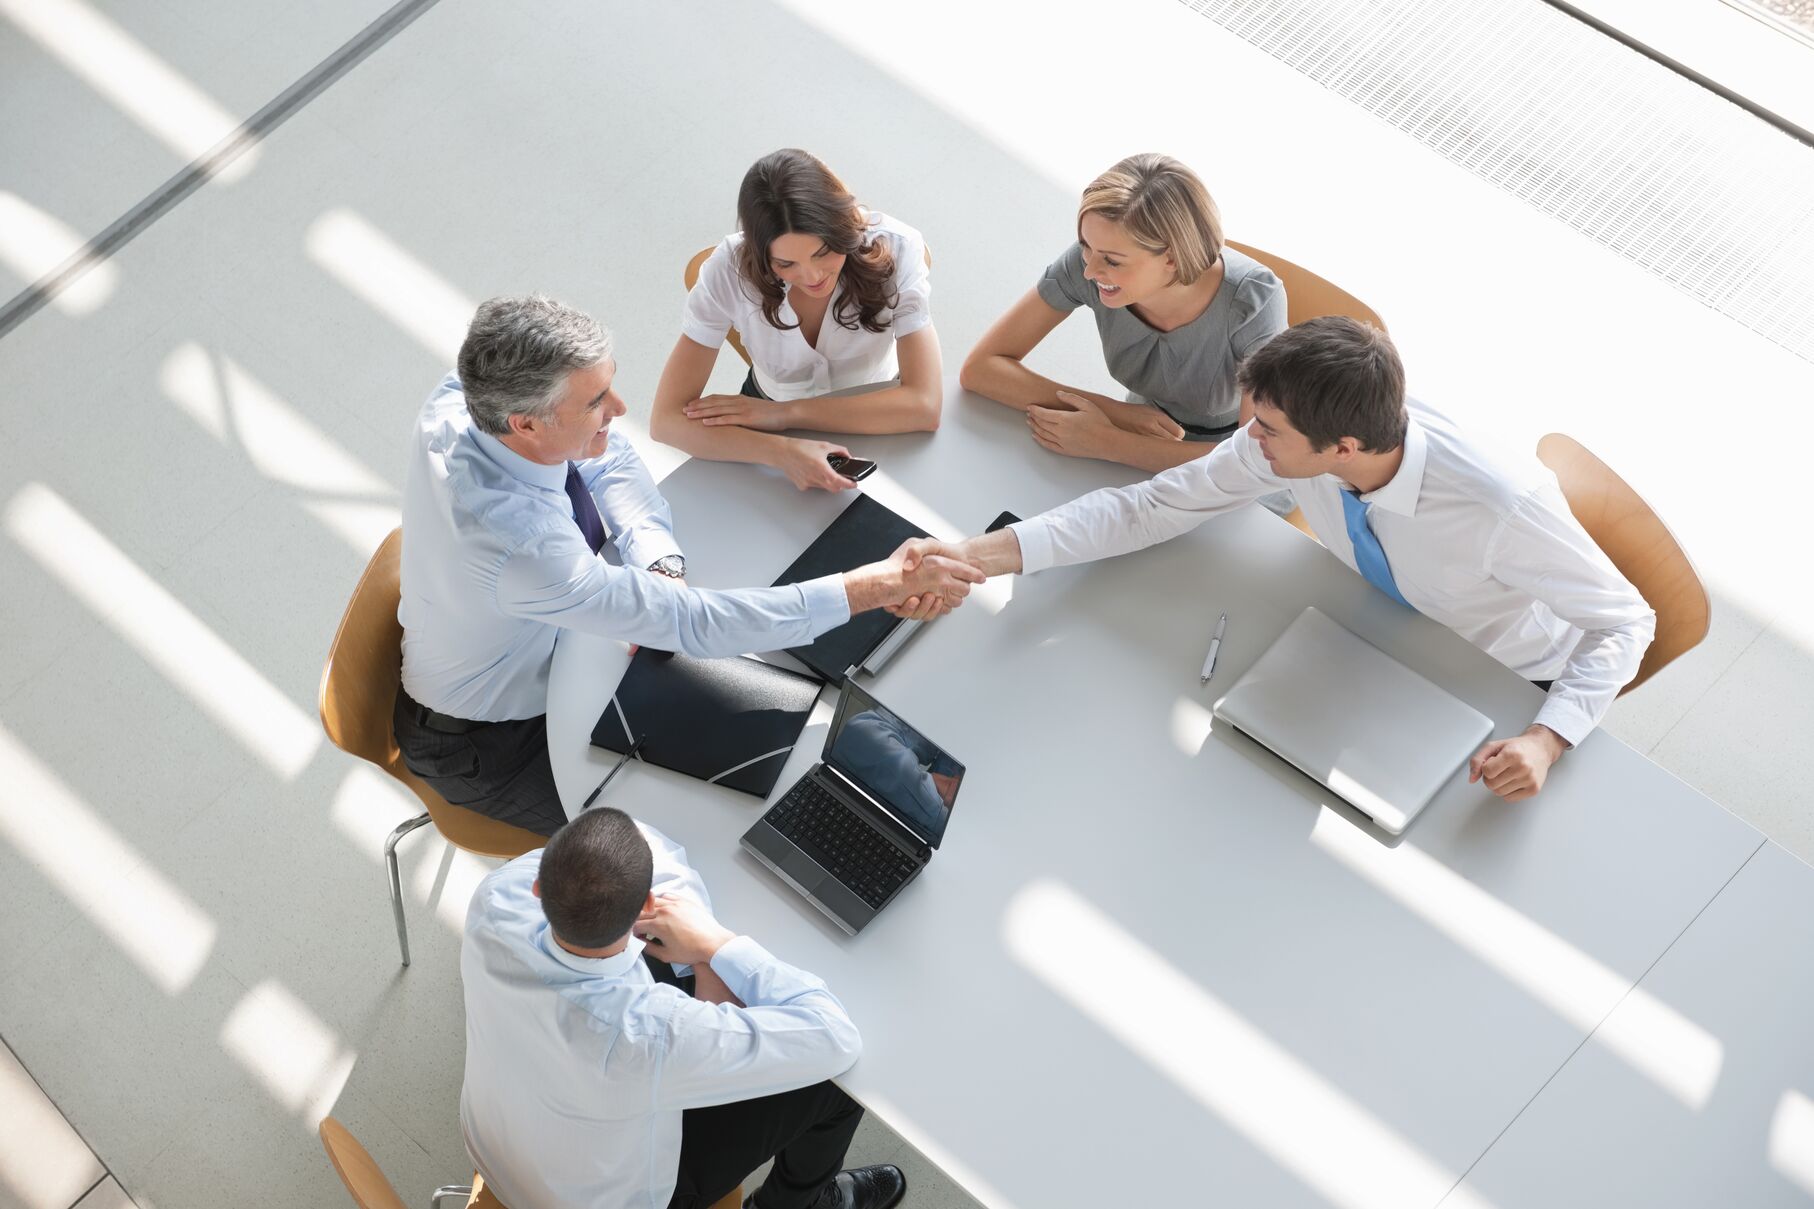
top-left (667, 1079), bottom-right (863, 1209)
top-left (392, 690), bottom-right (568, 836)
top-left (740, 367), bottom-right (768, 399)
top-left (646, 956), bottom-right (863, 1209)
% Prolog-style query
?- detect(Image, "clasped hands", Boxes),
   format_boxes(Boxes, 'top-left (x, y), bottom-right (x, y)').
top-left (882, 537), bottom-right (985, 622)
top-left (1026, 390), bottom-right (1185, 460)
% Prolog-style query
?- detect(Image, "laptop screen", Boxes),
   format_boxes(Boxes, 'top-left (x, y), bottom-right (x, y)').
top-left (824, 680), bottom-right (964, 849)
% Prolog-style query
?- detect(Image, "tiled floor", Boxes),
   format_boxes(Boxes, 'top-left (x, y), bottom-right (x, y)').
top-left (0, 1), bottom-right (1809, 1208)
top-left (0, 1038), bottom-right (134, 1209)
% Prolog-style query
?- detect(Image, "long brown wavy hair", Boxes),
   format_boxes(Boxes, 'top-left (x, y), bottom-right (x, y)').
top-left (735, 149), bottom-right (898, 334)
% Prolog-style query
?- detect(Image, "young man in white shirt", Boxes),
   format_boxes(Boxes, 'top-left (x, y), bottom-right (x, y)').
top-left (461, 806), bottom-right (906, 1209)
top-left (906, 317), bottom-right (1654, 801)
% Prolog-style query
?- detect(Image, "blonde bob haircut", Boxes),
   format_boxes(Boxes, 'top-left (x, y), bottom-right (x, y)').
top-left (1077, 153), bottom-right (1224, 286)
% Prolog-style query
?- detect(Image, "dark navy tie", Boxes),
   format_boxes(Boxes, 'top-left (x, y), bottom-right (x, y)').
top-left (565, 463), bottom-right (607, 555)
top-left (1339, 489), bottom-right (1412, 608)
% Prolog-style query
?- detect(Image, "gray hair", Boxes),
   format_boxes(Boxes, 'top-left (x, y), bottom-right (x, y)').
top-left (456, 295), bottom-right (614, 435)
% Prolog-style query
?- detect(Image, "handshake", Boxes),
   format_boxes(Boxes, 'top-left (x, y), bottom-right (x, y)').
top-left (840, 529), bottom-right (1027, 621)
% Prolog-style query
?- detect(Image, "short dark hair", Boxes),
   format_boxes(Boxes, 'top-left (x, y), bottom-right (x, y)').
top-left (537, 808), bottom-right (653, 949)
top-left (1238, 317), bottom-right (1407, 452)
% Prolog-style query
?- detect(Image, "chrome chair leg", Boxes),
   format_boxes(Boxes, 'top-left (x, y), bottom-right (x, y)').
top-left (430, 1185), bottom-right (473, 1209)
top-left (385, 811), bottom-right (435, 966)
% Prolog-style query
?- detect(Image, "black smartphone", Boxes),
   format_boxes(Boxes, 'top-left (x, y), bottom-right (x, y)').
top-left (827, 454), bottom-right (878, 482)
top-left (985, 510), bottom-right (1022, 533)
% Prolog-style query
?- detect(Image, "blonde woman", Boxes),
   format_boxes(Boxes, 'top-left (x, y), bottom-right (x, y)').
top-left (652, 149), bottom-right (941, 493)
top-left (961, 153), bottom-right (1285, 472)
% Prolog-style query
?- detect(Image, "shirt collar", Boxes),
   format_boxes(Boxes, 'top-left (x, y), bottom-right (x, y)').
top-left (471, 426), bottom-right (570, 492)
top-left (540, 926), bottom-right (647, 978)
top-left (1357, 414), bottom-right (1427, 518)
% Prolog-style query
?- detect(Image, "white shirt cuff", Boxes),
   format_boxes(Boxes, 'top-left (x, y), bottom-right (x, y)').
top-left (1532, 697), bottom-right (1591, 749)
top-left (1009, 518), bottom-right (1054, 574)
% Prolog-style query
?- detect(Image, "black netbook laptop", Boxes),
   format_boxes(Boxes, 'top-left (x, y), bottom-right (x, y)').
top-left (741, 680), bottom-right (965, 935)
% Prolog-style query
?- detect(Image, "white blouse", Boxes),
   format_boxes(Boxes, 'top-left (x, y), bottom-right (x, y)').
top-left (680, 211), bottom-right (932, 402)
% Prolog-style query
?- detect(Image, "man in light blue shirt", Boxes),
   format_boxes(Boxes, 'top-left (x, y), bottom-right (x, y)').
top-left (397, 296), bottom-right (982, 833)
top-left (461, 807), bottom-right (906, 1209)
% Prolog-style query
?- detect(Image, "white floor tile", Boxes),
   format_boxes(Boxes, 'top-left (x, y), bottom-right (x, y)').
top-left (70, 1176), bottom-right (136, 1209)
top-left (1650, 625), bottom-right (1814, 866)
top-left (1599, 589), bottom-right (1768, 757)
top-left (0, 1039), bottom-right (105, 1209)
top-left (134, 1081), bottom-right (443, 1209)
top-left (0, 924), bottom-right (254, 1179)
top-left (0, 625), bottom-right (260, 852)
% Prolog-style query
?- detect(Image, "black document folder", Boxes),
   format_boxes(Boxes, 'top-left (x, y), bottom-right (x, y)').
top-left (771, 494), bottom-right (929, 682)
top-left (590, 650), bottom-right (822, 797)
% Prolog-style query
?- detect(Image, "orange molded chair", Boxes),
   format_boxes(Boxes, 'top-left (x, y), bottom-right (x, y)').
top-left (318, 1116), bottom-right (480, 1209)
top-left (319, 528), bottom-right (544, 966)
top-left (320, 1116), bottom-right (742, 1209)
top-left (1226, 239), bottom-right (1387, 333)
top-left (1537, 434), bottom-right (1710, 693)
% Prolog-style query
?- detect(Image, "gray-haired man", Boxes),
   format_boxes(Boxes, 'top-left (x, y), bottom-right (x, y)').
top-left (396, 296), bottom-right (981, 835)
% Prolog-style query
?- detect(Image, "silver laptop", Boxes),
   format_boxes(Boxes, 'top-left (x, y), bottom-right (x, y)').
top-left (1212, 607), bottom-right (1493, 834)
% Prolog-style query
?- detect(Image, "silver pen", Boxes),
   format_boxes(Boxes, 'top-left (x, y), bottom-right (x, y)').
top-left (1199, 613), bottom-right (1228, 684)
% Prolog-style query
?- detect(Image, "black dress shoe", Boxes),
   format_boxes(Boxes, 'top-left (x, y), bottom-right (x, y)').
top-left (836, 1164), bottom-right (906, 1209)
top-left (826, 1164), bottom-right (907, 1209)
top-left (748, 1164), bottom-right (907, 1209)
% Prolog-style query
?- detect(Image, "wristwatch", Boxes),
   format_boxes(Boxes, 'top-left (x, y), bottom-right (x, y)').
top-left (648, 555), bottom-right (687, 579)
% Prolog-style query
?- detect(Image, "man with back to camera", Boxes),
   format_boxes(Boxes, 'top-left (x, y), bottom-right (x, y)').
top-left (461, 806), bottom-right (905, 1209)
top-left (900, 317), bottom-right (1655, 801)
top-left (395, 295), bottom-right (982, 836)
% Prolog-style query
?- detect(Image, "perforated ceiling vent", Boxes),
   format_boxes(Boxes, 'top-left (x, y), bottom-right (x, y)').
top-left (1181, 0), bottom-right (1814, 364)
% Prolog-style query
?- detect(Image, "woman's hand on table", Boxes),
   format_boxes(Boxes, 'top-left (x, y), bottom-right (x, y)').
top-left (685, 393), bottom-right (794, 431)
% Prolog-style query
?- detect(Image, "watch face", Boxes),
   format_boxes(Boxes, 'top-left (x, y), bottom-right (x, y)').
top-left (652, 556), bottom-right (686, 578)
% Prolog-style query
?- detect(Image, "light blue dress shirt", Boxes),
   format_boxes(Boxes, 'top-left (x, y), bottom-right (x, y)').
top-left (400, 375), bottom-right (851, 720)
top-left (460, 829), bottom-right (863, 1209)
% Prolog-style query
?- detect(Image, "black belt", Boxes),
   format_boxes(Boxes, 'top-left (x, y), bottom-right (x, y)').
top-left (401, 690), bottom-right (487, 735)
top-left (1169, 413), bottom-right (1240, 441)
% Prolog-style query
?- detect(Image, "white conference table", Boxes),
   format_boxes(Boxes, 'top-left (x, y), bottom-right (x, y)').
top-left (547, 383), bottom-right (1767, 1209)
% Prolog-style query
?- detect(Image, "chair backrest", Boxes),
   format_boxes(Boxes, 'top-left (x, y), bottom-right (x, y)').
top-left (319, 528), bottom-right (411, 776)
top-left (319, 1118), bottom-right (411, 1209)
top-left (1537, 434), bottom-right (1710, 694)
top-left (468, 1173), bottom-right (506, 1208)
top-left (685, 246), bottom-right (753, 367)
top-left (1224, 240), bottom-right (1386, 331)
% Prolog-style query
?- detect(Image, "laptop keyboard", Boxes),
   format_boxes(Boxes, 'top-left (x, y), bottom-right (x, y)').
top-left (767, 778), bottom-right (917, 909)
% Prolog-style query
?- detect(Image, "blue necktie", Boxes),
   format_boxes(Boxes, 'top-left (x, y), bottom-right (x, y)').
top-left (1339, 489), bottom-right (1412, 608)
top-left (565, 463), bottom-right (607, 555)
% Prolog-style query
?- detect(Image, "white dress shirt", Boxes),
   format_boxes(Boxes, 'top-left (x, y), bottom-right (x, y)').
top-left (1010, 397), bottom-right (1655, 745)
top-left (460, 825), bottom-right (863, 1209)
top-left (400, 375), bottom-right (851, 720)
top-left (680, 211), bottom-right (932, 401)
